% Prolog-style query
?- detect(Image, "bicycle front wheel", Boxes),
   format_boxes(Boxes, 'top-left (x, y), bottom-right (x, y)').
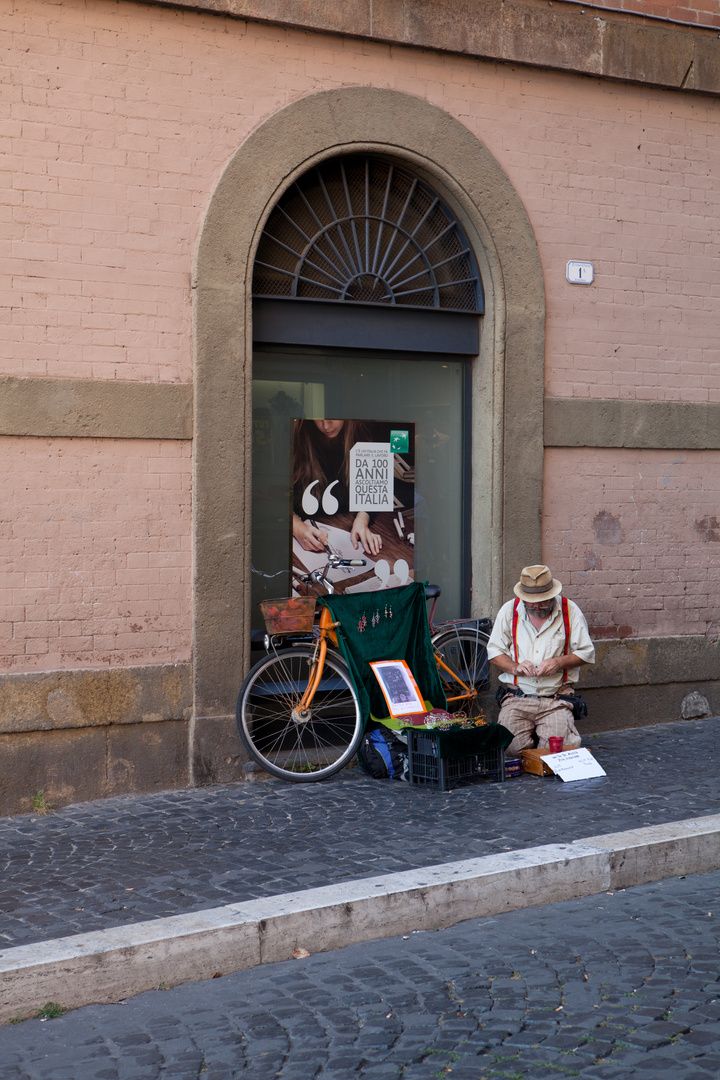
top-left (432, 624), bottom-right (490, 717)
top-left (236, 646), bottom-right (363, 781)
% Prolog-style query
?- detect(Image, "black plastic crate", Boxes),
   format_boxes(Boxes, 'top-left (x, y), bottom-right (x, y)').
top-left (477, 747), bottom-right (507, 781)
top-left (406, 729), bottom-right (505, 791)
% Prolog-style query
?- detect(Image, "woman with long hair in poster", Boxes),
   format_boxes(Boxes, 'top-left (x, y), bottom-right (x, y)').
top-left (292, 419), bottom-right (383, 555)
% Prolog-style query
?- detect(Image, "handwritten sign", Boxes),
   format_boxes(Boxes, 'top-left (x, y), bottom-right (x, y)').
top-left (544, 748), bottom-right (606, 783)
top-left (349, 442), bottom-right (392, 511)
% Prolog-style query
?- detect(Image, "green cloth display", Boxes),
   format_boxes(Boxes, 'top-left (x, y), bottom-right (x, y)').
top-left (318, 582), bottom-right (447, 728)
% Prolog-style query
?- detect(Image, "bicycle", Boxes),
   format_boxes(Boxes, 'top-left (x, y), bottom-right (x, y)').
top-left (236, 554), bottom-right (491, 781)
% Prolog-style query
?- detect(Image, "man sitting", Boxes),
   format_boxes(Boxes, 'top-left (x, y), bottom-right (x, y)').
top-left (487, 564), bottom-right (595, 757)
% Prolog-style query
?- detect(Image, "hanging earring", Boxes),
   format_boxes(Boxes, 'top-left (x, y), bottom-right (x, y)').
top-left (389, 605), bottom-right (393, 619)
top-left (358, 612), bottom-right (367, 633)
top-left (384, 604), bottom-right (388, 619)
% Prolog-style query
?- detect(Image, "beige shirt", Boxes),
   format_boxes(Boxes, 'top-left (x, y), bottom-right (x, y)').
top-left (487, 596), bottom-right (595, 696)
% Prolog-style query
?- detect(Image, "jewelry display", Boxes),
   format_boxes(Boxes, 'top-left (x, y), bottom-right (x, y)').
top-left (421, 709), bottom-right (487, 730)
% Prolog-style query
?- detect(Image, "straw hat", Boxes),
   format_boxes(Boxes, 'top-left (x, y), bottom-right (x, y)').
top-left (513, 564), bottom-right (562, 603)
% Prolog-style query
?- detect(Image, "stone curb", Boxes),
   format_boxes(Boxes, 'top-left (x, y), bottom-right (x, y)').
top-left (2, 813), bottom-right (719, 1024)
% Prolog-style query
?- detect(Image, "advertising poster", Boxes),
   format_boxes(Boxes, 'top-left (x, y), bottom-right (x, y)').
top-left (291, 420), bottom-right (415, 596)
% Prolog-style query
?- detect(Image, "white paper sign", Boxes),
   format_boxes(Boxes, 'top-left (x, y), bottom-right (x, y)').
top-left (349, 442), bottom-right (393, 512)
top-left (544, 747), bottom-right (606, 783)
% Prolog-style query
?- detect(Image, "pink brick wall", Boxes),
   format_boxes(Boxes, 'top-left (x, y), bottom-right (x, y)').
top-left (544, 448), bottom-right (720, 638)
top-left (1, 1), bottom-right (718, 668)
top-left (534, 82), bottom-right (720, 404)
top-left (2, 1), bottom-right (718, 400)
top-left (0, 437), bottom-right (191, 672)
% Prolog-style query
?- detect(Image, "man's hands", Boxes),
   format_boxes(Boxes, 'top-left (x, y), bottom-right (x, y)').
top-left (490, 653), bottom-right (585, 678)
top-left (535, 656), bottom-right (566, 677)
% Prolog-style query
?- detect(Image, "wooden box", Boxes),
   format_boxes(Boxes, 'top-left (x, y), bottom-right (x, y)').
top-left (521, 748), bottom-right (555, 776)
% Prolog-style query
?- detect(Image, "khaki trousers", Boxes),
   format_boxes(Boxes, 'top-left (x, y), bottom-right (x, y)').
top-left (498, 695), bottom-right (581, 758)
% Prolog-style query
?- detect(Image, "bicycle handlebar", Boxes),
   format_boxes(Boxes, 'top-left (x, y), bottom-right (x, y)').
top-left (300, 554), bottom-right (368, 592)
top-left (323, 553), bottom-right (366, 569)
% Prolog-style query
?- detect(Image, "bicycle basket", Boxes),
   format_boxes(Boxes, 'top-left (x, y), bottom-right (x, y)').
top-left (259, 596), bottom-right (316, 634)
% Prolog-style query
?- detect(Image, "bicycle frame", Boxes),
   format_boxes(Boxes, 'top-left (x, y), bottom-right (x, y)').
top-left (436, 650), bottom-right (477, 709)
top-left (296, 605), bottom-right (339, 713)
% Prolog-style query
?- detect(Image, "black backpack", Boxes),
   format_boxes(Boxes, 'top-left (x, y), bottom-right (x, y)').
top-left (358, 727), bottom-right (408, 780)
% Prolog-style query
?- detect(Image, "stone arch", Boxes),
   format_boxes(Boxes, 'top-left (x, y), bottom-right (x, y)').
top-left (192, 87), bottom-right (545, 752)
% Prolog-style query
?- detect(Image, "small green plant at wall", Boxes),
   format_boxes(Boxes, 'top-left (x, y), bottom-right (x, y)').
top-left (31, 790), bottom-right (52, 815)
top-left (37, 1002), bottom-right (67, 1020)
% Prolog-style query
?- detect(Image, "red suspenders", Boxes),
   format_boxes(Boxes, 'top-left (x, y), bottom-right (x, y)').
top-left (512, 596), bottom-right (570, 686)
top-left (560, 596), bottom-right (570, 684)
top-left (511, 598), bottom-right (521, 686)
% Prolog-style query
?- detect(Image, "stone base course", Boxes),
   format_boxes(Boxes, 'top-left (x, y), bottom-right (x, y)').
top-left (0, 664), bottom-right (193, 814)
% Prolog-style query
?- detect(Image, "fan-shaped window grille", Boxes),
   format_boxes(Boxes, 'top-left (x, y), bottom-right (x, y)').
top-left (253, 157), bottom-right (481, 312)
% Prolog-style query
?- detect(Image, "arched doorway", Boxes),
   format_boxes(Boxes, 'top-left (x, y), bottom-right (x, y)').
top-left (192, 88), bottom-right (544, 771)
top-left (251, 154), bottom-right (483, 628)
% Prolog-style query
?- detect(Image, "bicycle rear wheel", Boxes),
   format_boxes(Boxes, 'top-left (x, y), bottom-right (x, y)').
top-left (236, 646), bottom-right (363, 781)
top-left (432, 624), bottom-right (490, 717)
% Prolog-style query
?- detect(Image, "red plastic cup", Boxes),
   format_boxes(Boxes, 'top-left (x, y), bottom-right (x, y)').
top-left (548, 736), bottom-right (564, 754)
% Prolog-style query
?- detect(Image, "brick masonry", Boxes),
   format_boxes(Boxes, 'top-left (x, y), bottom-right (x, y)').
top-left (2, 1), bottom-right (717, 398)
top-left (0, 436), bottom-right (191, 672)
top-left (544, 448), bottom-right (720, 638)
top-left (0, 0), bottom-right (718, 797)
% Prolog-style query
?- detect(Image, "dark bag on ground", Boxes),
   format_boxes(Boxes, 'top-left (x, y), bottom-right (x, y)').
top-left (560, 692), bottom-right (588, 722)
top-left (358, 727), bottom-right (408, 781)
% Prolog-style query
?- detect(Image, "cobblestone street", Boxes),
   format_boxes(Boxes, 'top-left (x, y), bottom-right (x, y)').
top-left (2, 869), bottom-right (719, 1079)
top-left (1, 718), bottom-right (719, 949)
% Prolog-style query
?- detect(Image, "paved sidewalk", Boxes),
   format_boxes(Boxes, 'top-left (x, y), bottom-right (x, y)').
top-left (2, 868), bottom-right (719, 1078)
top-left (1, 717), bottom-right (719, 950)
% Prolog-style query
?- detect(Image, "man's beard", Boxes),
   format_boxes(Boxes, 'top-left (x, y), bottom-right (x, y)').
top-left (526, 601), bottom-right (554, 618)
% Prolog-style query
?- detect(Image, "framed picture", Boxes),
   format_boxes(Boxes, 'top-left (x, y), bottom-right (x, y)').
top-left (370, 660), bottom-right (425, 717)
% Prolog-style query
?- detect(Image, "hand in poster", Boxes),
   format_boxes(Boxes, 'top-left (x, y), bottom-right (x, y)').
top-left (293, 515), bottom-right (329, 552)
top-left (350, 512), bottom-right (383, 556)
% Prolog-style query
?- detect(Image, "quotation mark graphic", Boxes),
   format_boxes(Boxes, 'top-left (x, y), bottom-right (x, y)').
top-left (301, 481), bottom-right (340, 516)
